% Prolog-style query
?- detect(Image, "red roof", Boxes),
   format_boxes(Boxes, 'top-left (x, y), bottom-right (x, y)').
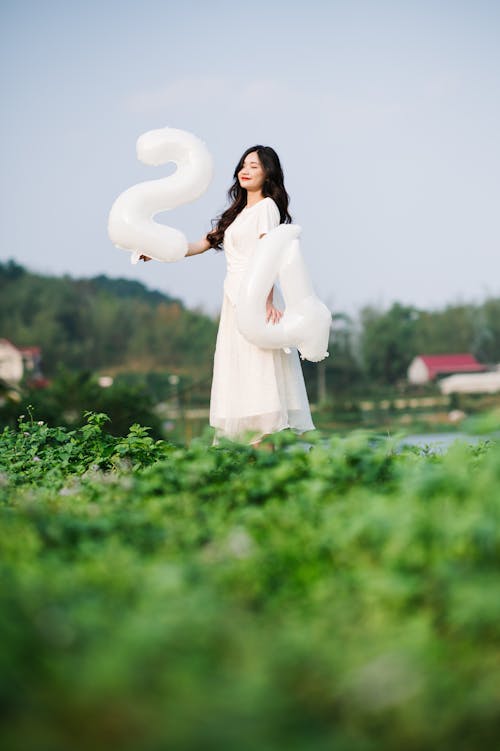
top-left (418, 354), bottom-right (486, 379)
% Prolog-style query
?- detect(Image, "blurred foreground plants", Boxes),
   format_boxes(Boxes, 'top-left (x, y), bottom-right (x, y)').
top-left (0, 419), bottom-right (499, 751)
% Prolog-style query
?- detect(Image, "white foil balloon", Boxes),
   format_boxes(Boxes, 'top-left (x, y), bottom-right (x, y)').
top-left (236, 224), bottom-right (332, 362)
top-left (108, 127), bottom-right (213, 264)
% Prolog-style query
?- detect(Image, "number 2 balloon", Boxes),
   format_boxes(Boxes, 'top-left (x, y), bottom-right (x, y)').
top-left (108, 127), bottom-right (214, 264)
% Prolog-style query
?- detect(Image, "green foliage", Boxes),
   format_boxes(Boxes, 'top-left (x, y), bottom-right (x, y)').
top-left (0, 410), bottom-right (172, 487)
top-left (463, 408), bottom-right (500, 436)
top-left (1, 419), bottom-right (499, 750)
top-left (361, 303), bottom-right (419, 385)
top-left (413, 304), bottom-right (476, 357)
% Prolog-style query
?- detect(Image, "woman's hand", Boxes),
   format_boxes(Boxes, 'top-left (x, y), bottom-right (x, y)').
top-left (266, 300), bottom-right (283, 325)
top-left (266, 286), bottom-right (282, 325)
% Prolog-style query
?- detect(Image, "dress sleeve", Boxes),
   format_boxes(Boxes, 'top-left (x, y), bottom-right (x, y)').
top-left (256, 198), bottom-right (281, 237)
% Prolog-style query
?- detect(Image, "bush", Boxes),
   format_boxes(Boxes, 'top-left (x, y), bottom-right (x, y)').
top-left (0, 420), bottom-right (499, 750)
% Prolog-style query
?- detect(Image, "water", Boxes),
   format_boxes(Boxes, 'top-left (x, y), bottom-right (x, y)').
top-left (298, 431), bottom-right (497, 455)
top-left (399, 432), bottom-right (495, 453)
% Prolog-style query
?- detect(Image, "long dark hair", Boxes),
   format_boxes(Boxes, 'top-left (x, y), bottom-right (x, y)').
top-left (206, 145), bottom-right (292, 249)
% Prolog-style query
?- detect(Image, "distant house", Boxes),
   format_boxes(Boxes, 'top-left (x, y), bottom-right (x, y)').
top-left (439, 371), bottom-right (500, 395)
top-left (407, 354), bottom-right (487, 385)
top-left (0, 339), bottom-right (44, 386)
top-left (0, 339), bottom-right (23, 384)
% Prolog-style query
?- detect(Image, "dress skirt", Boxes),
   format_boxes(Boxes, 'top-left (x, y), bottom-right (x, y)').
top-left (209, 293), bottom-right (315, 444)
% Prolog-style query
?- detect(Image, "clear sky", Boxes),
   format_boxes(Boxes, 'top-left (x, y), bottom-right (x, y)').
top-left (1, 0), bottom-right (499, 316)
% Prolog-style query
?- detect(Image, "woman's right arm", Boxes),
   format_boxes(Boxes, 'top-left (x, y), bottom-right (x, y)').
top-left (140, 235), bottom-right (211, 261)
top-left (186, 235), bottom-right (211, 257)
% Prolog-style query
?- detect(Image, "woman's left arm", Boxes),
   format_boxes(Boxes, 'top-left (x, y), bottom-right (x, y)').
top-left (260, 228), bottom-right (283, 325)
top-left (258, 199), bottom-right (283, 324)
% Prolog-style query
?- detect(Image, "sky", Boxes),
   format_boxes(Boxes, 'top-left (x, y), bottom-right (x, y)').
top-left (1, 0), bottom-right (499, 317)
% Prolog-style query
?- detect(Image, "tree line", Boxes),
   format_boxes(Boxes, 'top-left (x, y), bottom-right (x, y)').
top-left (2, 259), bottom-right (500, 400)
top-left (0, 260), bottom-right (218, 377)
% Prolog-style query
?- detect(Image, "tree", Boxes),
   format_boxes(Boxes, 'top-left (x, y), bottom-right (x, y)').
top-left (360, 303), bottom-right (420, 385)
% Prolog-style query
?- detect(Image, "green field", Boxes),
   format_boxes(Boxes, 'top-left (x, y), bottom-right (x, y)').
top-left (1, 414), bottom-right (499, 750)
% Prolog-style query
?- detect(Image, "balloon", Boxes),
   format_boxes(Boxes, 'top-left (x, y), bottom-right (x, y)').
top-left (236, 224), bottom-right (332, 362)
top-left (108, 127), bottom-right (214, 264)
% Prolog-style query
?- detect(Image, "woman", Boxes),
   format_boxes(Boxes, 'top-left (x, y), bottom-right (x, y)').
top-left (143, 145), bottom-right (314, 445)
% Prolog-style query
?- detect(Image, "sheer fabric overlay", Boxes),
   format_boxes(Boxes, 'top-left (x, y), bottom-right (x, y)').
top-left (209, 197), bottom-right (315, 444)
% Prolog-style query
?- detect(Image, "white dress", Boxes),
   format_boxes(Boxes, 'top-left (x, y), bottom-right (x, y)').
top-left (209, 196), bottom-right (315, 444)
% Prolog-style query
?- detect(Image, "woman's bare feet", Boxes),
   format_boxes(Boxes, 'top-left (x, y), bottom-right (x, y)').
top-left (251, 439), bottom-right (274, 452)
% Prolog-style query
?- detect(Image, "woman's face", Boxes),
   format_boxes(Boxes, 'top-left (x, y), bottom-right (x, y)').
top-left (238, 151), bottom-right (265, 192)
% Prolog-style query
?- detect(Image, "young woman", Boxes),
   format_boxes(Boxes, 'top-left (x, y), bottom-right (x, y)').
top-left (142, 145), bottom-right (314, 445)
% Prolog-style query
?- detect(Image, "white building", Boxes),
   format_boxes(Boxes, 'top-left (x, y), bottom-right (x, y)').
top-left (439, 372), bottom-right (500, 395)
top-left (0, 339), bottom-right (23, 384)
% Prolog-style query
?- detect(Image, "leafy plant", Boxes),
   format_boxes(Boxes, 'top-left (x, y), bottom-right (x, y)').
top-left (0, 409), bottom-right (171, 487)
top-left (0, 418), bottom-right (499, 750)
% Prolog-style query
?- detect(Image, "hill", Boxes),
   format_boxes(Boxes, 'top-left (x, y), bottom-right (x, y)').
top-left (0, 260), bottom-right (218, 376)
